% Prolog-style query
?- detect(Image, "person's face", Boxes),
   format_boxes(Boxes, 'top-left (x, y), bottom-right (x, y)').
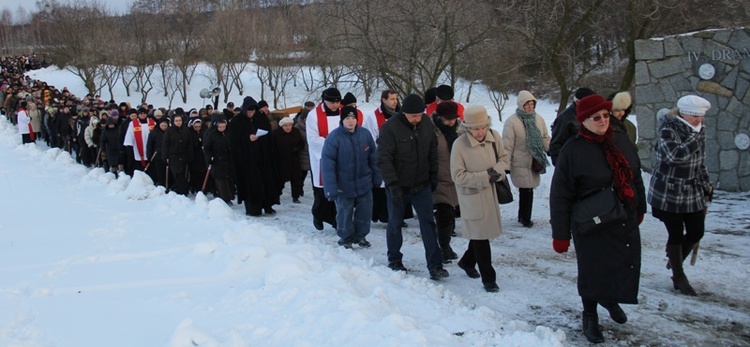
top-left (324, 100), bottom-right (341, 111)
top-left (680, 113), bottom-right (703, 127)
top-left (138, 112), bottom-right (147, 120)
top-left (159, 122), bottom-right (168, 131)
top-left (305, 105), bottom-right (315, 111)
top-left (441, 117), bottom-right (457, 127)
top-left (523, 100), bottom-right (535, 113)
top-left (173, 117), bottom-right (183, 127)
top-left (342, 116), bottom-right (357, 131)
top-left (582, 109), bottom-right (610, 135)
top-left (217, 122), bottom-right (227, 132)
top-left (611, 109), bottom-right (625, 120)
top-left (469, 125), bottom-right (489, 141)
top-left (130, 113), bottom-right (137, 120)
top-left (193, 123), bottom-right (202, 131)
top-left (383, 93), bottom-right (398, 109)
top-left (246, 108), bottom-right (256, 118)
top-left (404, 112), bottom-right (422, 126)
top-left (282, 123), bottom-right (293, 133)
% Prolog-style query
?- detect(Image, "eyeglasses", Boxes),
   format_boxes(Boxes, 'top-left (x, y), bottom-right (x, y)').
top-left (588, 112), bottom-right (610, 122)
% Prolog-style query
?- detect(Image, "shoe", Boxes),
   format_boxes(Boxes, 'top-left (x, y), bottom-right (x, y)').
top-left (388, 262), bottom-right (407, 272)
top-left (264, 208), bottom-right (276, 215)
top-left (582, 312), bottom-right (604, 343)
top-left (247, 211), bottom-right (262, 217)
top-left (313, 218), bottom-right (324, 230)
top-left (600, 301), bottom-right (627, 324)
top-left (429, 267), bottom-right (449, 280)
top-left (400, 221), bottom-right (408, 228)
top-left (458, 261), bottom-right (481, 279)
top-left (293, 198), bottom-right (301, 203)
top-left (357, 239), bottom-right (371, 248)
top-left (522, 220), bottom-right (534, 228)
top-left (342, 242), bottom-right (353, 249)
top-left (441, 248), bottom-right (458, 264)
top-left (331, 221), bottom-right (338, 229)
top-left (483, 282), bottom-right (499, 293)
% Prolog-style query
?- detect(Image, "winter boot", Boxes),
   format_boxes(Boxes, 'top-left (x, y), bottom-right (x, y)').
top-left (666, 244), bottom-right (697, 296)
top-left (599, 301), bottom-right (627, 324)
top-left (582, 311), bottom-right (604, 343)
top-left (666, 241), bottom-right (697, 269)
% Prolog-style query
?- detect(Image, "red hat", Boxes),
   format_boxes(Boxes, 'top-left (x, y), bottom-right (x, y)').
top-left (576, 94), bottom-right (612, 122)
top-left (436, 101), bottom-right (459, 120)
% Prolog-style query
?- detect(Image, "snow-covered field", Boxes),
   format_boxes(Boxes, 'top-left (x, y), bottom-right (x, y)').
top-left (1, 66), bottom-right (748, 346)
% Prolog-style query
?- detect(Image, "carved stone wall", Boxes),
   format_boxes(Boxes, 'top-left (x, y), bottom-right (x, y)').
top-left (635, 28), bottom-right (750, 191)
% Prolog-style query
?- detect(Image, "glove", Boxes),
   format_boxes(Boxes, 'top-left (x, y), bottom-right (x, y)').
top-left (487, 168), bottom-right (501, 183)
top-left (638, 214), bottom-right (644, 225)
top-left (553, 239), bottom-right (570, 253)
top-left (389, 187), bottom-right (404, 210)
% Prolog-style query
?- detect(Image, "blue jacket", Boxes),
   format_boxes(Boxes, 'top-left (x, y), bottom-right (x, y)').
top-left (321, 124), bottom-right (381, 199)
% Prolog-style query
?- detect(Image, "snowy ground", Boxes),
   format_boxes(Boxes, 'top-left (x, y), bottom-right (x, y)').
top-left (1, 66), bottom-right (749, 346)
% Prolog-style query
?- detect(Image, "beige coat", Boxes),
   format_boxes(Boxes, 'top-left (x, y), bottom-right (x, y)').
top-left (28, 103), bottom-right (42, 132)
top-left (502, 114), bottom-right (550, 189)
top-left (450, 129), bottom-right (509, 240)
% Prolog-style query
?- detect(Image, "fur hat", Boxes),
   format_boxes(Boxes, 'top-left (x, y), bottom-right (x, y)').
top-left (424, 87), bottom-right (437, 105)
top-left (574, 87), bottom-right (596, 101)
top-left (677, 95), bottom-right (711, 117)
top-left (322, 88), bottom-right (342, 102)
top-left (340, 105), bottom-right (358, 122)
top-left (304, 101), bottom-right (315, 107)
top-left (516, 90), bottom-right (537, 109)
top-left (436, 101), bottom-right (459, 120)
top-left (401, 94), bottom-right (425, 114)
top-left (342, 92), bottom-right (357, 106)
top-left (436, 85), bottom-right (454, 101)
top-left (576, 94), bottom-right (612, 122)
top-left (153, 109), bottom-right (163, 117)
top-left (257, 100), bottom-right (269, 109)
top-left (278, 116), bottom-right (294, 127)
top-left (462, 105), bottom-right (491, 128)
top-left (610, 91), bottom-right (633, 113)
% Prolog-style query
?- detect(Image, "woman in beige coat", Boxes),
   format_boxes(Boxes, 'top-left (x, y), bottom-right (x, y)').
top-left (27, 102), bottom-right (42, 139)
top-left (503, 90), bottom-right (550, 227)
top-left (451, 105), bottom-right (509, 293)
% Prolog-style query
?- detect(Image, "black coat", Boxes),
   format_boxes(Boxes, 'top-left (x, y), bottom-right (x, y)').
top-left (99, 124), bottom-right (121, 166)
top-left (548, 103), bottom-right (578, 166)
top-left (272, 127), bottom-right (304, 184)
top-left (146, 128), bottom-right (165, 161)
top-left (376, 112), bottom-right (438, 192)
top-left (162, 125), bottom-right (192, 174)
top-left (188, 128), bottom-right (207, 173)
top-left (550, 130), bottom-right (647, 304)
top-left (203, 128), bottom-right (233, 180)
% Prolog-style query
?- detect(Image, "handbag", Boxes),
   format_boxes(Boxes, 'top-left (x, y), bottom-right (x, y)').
top-left (571, 186), bottom-right (627, 235)
top-left (491, 131), bottom-right (513, 205)
top-left (531, 157), bottom-right (546, 174)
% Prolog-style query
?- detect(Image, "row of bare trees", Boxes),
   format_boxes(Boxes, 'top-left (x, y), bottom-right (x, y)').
top-left (2, 0), bottom-right (747, 114)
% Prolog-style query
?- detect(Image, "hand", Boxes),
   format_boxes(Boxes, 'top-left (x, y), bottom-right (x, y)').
top-left (638, 214), bottom-right (644, 225)
top-left (210, 157), bottom-right (214, 165)
top-left (249, 134), bottom-right (258, 142)
top-left (487, 168), bottom-right (501, 183)
top-left (705, 185), bottom-right (714, 203)
top-left (389, 187), bottom-right (403, 209)
top-left (553, 239), bottom-right (570, 253)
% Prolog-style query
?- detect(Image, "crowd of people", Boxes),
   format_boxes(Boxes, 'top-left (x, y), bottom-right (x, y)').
top-left (3, 54), bottom-right (715, 344)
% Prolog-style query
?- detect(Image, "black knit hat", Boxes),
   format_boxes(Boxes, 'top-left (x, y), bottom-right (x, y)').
top-left (401, 94), bottom-right (425, 114)
top-left (342, 92), bottom-right (357, 106)
top-left (340, 105), bottom-right (358, 122)
top-left (424, 87), bottom-right (437, 105)
top-left (574, 87), bottom-right (596, 101)
top-left (436, 85), bottom-right (454, 101)
top-left (322, 87), bottom-right (342, 102)
top-left (257, 100), bottom-right (269, 109)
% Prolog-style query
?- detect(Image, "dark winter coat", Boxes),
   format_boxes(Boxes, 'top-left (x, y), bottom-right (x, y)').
top-left (146, 127), bottom-right (165, 161)
top-left (293, 109), bottom-right (311, 171)
top-left (227, 96), bottom-right (281, 208)
top-left (272, 126), bottom-right (305, 185)
top-left (432, 115), bottom-right (459, 207)
top-left (648, 111), bottom-right (711, 214)
top-left (548, 103), bottom-right (578, 166)
top-left (188, 128), bottom-right (207, 173)
top-left (376, 112), bottom-right (438, 193)
top-left (321, 124), bottom-right (380, 199)
top-left (100, 121), bottom-right (121, 166)
top-left (610, 116), bottom-right (638, 146)
top-left (162, 124), bottom-right (192, 175)
top-left (550, 129), bottom-right (647, 304)
top-left (203, 128), bottom-right (233, 180)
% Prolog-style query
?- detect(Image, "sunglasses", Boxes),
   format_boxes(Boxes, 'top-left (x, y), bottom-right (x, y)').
top-left (588, 112), bottom-right (610, 122)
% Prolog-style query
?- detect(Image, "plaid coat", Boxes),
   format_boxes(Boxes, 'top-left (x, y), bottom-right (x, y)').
top-left (648, 111), bottom-right (711, 214)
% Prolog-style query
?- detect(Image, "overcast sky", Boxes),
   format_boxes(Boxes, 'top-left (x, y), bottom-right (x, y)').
top-left (2, 0), bottom-right (135, 19)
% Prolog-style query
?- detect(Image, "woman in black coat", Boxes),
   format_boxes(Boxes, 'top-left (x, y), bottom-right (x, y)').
top-left (228, 96), bottom-right (281, 216)
top-left (272, 116), bottom-right (305, 203)
top-left (146, 118), bottom-right (169, 187)
top-left (550, 94), bottom-right (646, 344)
top-left (203, 118), bottom-right (234, 204)
top-left (99, 117), bottom-right (121, 173)
top-left (162, 116), bottom-right (192, 195)
top-left (187, 119), bottom-right (208, 194)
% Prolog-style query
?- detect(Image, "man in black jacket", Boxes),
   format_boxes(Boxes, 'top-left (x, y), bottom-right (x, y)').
top-left (548, 87), bottom-right (595, 165)
top-left (377, 93), bottom-right (447, 280)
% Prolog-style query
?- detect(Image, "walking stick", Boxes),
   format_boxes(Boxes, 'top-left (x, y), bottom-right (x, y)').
top-left (165, 162), bottom-right (170, 193)
top-left (691, 186), bottom-right (713, 266)
top-left (143, 151), bottom-right (158, 171)
top-left (201, 164), bottom-right (212, 193)
top-left (95, 147), bottom-right (102, 167)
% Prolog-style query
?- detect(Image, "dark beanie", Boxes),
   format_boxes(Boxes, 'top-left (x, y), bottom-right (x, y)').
top-left (128, 108), bottom-right (138, 115)
top-left (436, 85), bottom-right (454, 101)
top-left (257, 100), bottom-right (269, 109)
top-left (424, 87), bottom-right (437, 105)
top-left (342, 92), bottom-right (357, 106)
top-left (322, 87), bottom-right (342, 102)
top-left (340, 105), bottom-right (358, 121)
top-left (574, 87), bottom-right (596, 101)
top-left (401, 94), bottom-right (425, 114)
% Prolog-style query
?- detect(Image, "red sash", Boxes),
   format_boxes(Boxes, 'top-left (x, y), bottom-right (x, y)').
top-left (374, 108), bottom-right (386, 129)
top-left (316, 104), bottom-right (331, 137)
top-left (356, 109), bottom-right (364, 126)
top-left (132, 118), bottom-right (155, 167)
top-left (28, 123), bottom-right (35, 141)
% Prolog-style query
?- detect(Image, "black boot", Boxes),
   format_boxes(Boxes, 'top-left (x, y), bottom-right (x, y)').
top-left (582, 312), bottom-right (604, 343)
top-left (599, 301), bottom-right (627, 324)
top-left (666, 244), bottom-right (697, 296)
top-left (666, 241), bottom-right (697, 269)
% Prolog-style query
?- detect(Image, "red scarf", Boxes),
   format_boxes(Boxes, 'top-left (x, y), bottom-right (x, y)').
top-left (579, 126), bottom-right (635, 208)
top-left (132, 118), bottom-right (155, 167)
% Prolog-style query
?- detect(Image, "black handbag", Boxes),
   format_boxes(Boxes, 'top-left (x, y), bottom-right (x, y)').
top-left (531, 158), bottom-right (546, 174)
top-left (491, 132), bottom-right (513, 205)
top-left (571, 186), bottom-right (627, 235)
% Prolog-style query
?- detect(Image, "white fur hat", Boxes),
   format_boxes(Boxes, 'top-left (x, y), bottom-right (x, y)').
top-left (677, 95), bottom-right (711, 117)
top-left (278, 117), bottom-right (293, 127)
top-left (611, 92), bottom-right (632, 111)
